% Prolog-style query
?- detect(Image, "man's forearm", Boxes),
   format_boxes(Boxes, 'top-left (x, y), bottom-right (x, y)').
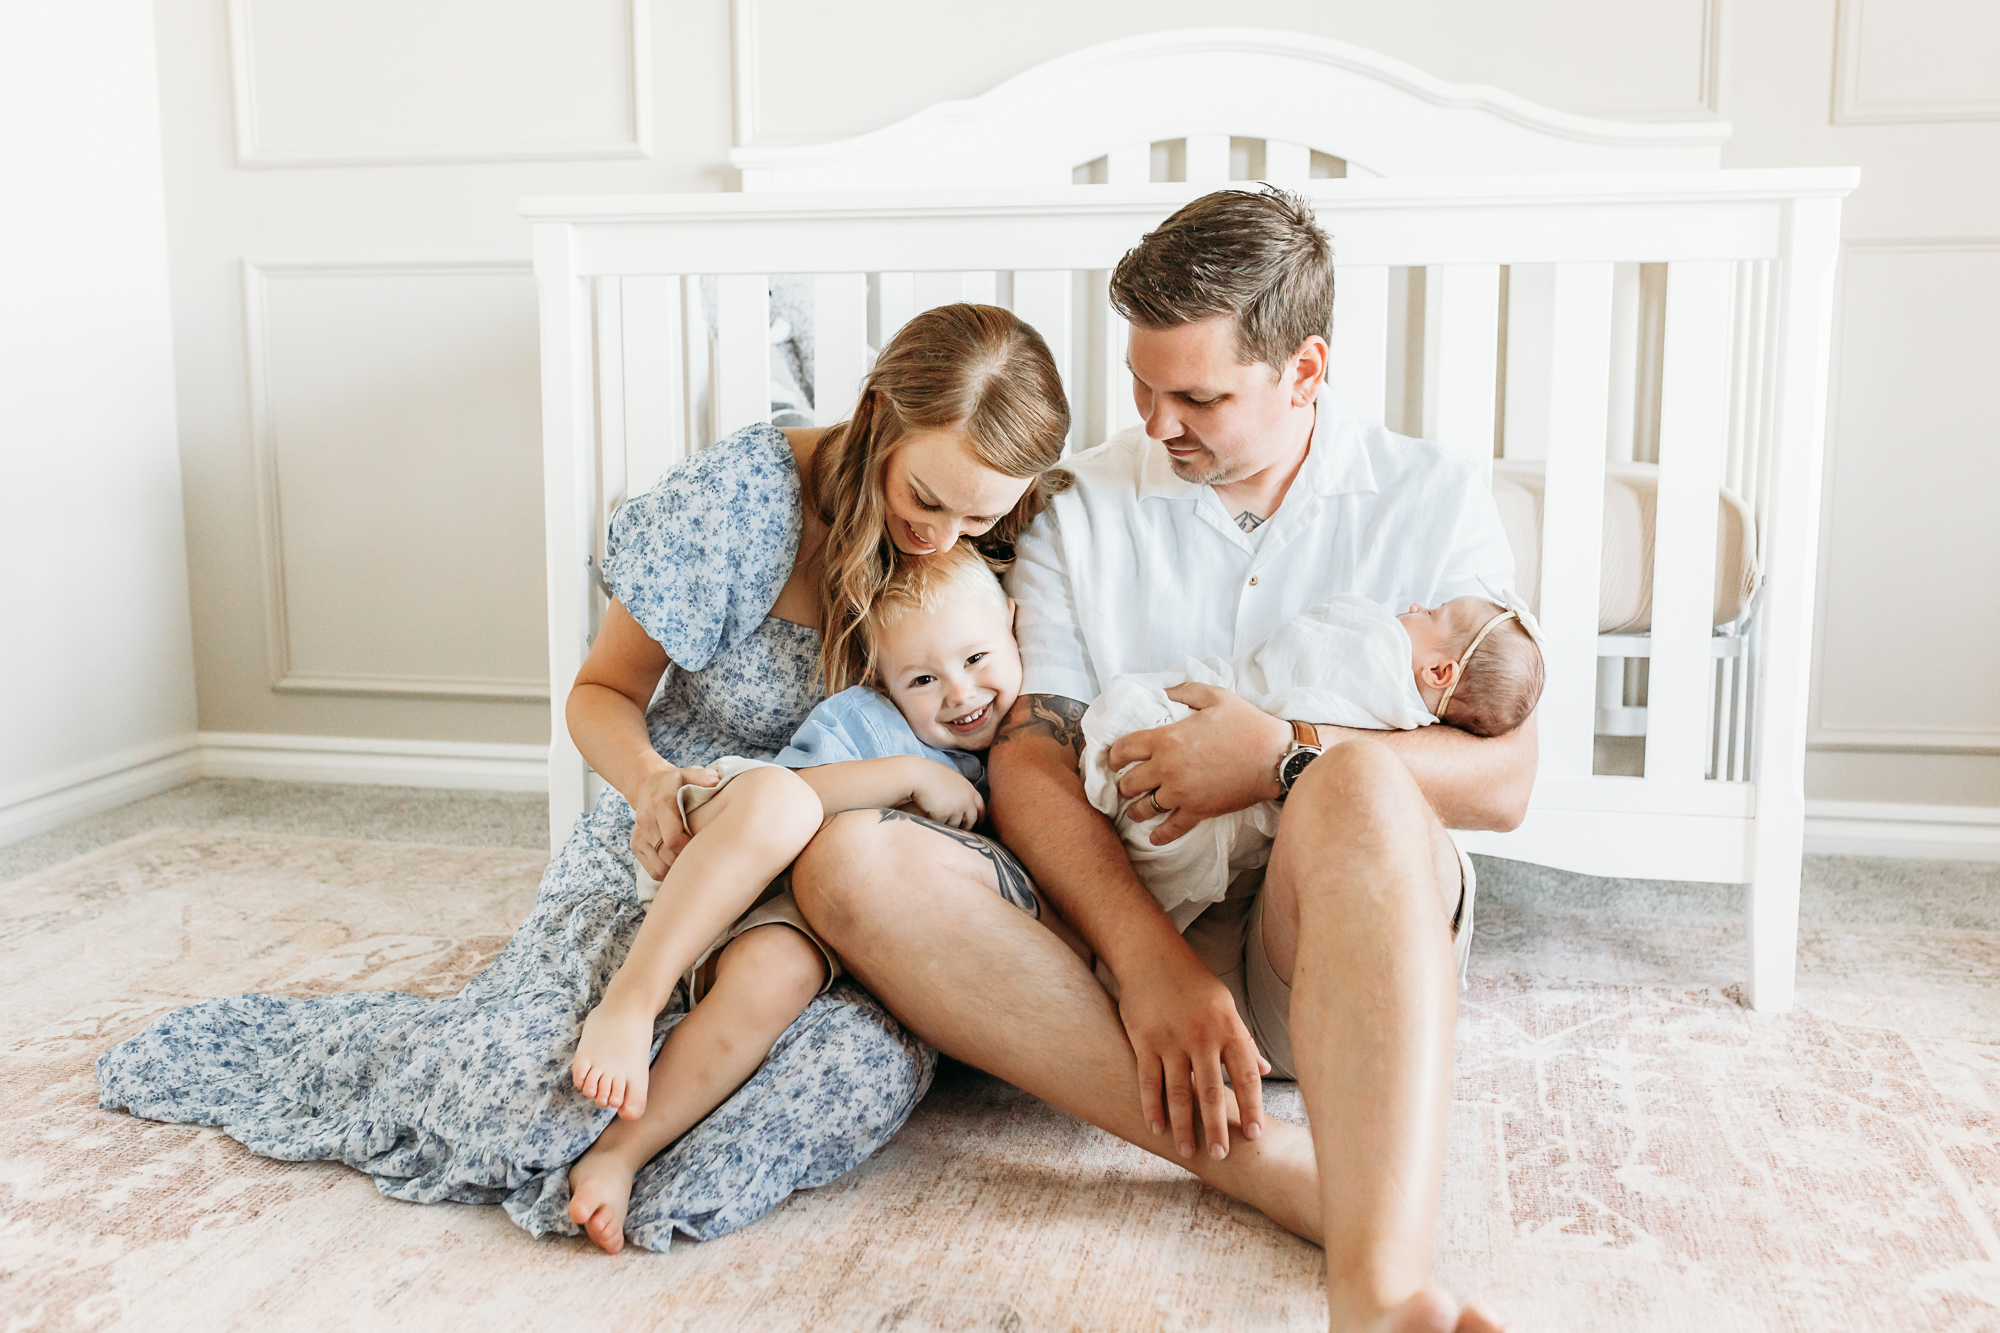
top-left (989, 699), bottom-right (1195, 978)
top-left (1312, 712), bottom-right (1538, 831)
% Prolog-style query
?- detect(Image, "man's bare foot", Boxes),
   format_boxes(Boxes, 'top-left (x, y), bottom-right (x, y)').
top-left (567, 1148), bottom-right (639, 1255)
top-left (1370, 1290), bottom-right (1508, 1333)
top-left (571, 992), bottom-right (659, 1119)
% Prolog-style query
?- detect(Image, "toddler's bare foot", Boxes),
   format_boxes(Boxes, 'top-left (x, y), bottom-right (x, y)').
top-left (571, 992), bottom-right (659, 1119)
top-left (567, 1149), bottom-right (638, 1255)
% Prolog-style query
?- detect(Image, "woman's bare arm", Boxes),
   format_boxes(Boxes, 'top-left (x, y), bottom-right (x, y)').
top-left (566, 599), bottom-right (715, 876)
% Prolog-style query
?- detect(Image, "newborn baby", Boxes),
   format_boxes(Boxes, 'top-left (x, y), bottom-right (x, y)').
top-left (1080, 593), bottom-right (1545, 930)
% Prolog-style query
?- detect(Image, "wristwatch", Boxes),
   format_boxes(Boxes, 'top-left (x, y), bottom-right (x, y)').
top-left (1275, 719), bottom-right (1323, 800)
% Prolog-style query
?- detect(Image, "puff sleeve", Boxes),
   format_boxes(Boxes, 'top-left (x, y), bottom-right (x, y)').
top-left (601, 424), bottom-right (802, 670)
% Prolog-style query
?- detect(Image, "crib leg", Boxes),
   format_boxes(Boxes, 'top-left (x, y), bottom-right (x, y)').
top-left (1744, 826), bottom-right (1803, 1012)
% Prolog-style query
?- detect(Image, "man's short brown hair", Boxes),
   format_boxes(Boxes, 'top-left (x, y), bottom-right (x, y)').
top-left (1109, 185), bottom-right (1335, 376)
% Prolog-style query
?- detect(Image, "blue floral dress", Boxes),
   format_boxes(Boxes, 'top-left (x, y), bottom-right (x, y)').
top-left (96, 425), bottom-right (935, 1252)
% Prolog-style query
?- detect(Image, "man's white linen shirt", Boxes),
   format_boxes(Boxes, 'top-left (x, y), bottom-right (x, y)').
top-left (1007, 392), bottom-right (1518, 705)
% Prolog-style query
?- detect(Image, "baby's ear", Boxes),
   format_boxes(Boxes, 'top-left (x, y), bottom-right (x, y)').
top-left (1420, 660), bottom-right (1459, 691)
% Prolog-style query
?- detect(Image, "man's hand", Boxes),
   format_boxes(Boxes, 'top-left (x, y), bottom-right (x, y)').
top-left (1108, 683), bottom-right (1292, 845)
top-left (1116, 947), bottom-right (1270, 1159)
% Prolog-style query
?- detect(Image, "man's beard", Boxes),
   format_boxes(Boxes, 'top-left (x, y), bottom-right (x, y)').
top-left (1164, 439), bottom-right (1232, 486)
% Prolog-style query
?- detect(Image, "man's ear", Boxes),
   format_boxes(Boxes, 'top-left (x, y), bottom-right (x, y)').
top-left (1291, 335), bottom-right (1329, 407)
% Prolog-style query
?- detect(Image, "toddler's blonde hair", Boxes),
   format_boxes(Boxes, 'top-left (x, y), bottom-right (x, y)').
top-left (861, 542), bottom-right (1009, 681)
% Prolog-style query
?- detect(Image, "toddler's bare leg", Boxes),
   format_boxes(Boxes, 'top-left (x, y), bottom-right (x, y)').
top-left (572, 766), bottom-right (821, 1119)
top-left (568, 923), bottom-right (829, 1254)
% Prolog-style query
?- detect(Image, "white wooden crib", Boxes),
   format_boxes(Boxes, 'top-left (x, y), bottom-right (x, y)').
top-left (525, 31), bottom-right (1855, 1011)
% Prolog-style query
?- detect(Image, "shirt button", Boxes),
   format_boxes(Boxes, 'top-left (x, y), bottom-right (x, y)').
top-left (1248, 576), bottom-right (1259, 587)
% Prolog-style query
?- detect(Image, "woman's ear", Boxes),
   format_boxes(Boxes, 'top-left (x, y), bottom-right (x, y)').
top-left (1007, 596), bottom-right (1018, 629)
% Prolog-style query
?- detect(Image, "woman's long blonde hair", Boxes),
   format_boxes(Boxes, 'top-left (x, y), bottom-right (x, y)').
top-left (809, 303), bottom-right (1070, 694)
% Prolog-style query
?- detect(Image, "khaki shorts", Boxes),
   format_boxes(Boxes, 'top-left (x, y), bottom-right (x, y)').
top-left (1179, 836), bottom-right (1475, 1080)
top-left (635, 755), bottom-right (843, 1005)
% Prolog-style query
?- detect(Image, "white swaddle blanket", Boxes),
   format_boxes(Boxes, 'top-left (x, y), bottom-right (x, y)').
top-left (1080, 595), bottom-right (1436, 931)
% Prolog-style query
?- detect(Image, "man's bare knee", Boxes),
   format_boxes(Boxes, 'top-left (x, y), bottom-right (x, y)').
top-left (1288, 738), bottom-right (1428, 830)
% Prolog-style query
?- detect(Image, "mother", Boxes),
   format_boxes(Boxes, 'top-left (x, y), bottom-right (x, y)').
top-left (97, 303), bottom-right (1072, 1252)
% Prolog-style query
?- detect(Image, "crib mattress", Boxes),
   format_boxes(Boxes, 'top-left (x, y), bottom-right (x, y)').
top-left (1490, 460), bottom-right (1759, 634)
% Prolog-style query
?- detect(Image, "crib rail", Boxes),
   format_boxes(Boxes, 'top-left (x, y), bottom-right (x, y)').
top-left (529, 170), bottom-right (1850, 1006)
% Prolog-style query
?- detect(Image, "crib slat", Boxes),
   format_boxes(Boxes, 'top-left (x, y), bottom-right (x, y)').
top-left (878, 271), bottom-right (915, 346)
top-left (962, 271), bottom-right (999, 305)
top-left (681, 276), bottom-right (715, 451)
top-left (621, 276), bottom-right (684, 495)
top-left (1421, 264), bottom-right (1501, 483)
top-left (1605, 262), bottom-right (1642, 461)
top-left (1185, 134), bottom-right (1231, 183)
top-left (1535, 263), bottom-right (1615, 781)
top-left (1012, 270), bottom-right (1073, 442)
top-left (1102, 280), bottom-right (1137, 437)
top-left (714, 274), bottom-right (770, 437)
top-left (913, 271), bottom-right (962, 314)
top-left (1328, 265), bottom-right (1389, 424)
top-left (1501, 264), bottom-right (1555, 459)
top-left (1644, 260), bottom-right (1733, 782)
top-left (1264, 139), bottom-right (1310, 183)
top-left (1105, 143), bottom-right (1148, 184)
top-left (594, 279), bottom-right (628, 549)
top-left (812, 273), bottom-right (868, 427)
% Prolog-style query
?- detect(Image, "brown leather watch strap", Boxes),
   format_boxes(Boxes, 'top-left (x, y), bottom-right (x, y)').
top-left (1290, 719), bottom-right (1318, 748)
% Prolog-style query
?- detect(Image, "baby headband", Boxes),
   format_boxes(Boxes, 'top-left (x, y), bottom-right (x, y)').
top-left (1434, 592), bottom-right (1544, 721)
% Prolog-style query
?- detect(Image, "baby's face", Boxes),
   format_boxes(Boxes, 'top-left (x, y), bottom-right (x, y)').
top-left (1400, 597), bottom-right (1498, 670)
top-left (875, 592), bottom-right (1023, 752)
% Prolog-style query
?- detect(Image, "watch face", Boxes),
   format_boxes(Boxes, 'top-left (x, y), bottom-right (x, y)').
top-left (1282, 750), bottom-right (1317, 788)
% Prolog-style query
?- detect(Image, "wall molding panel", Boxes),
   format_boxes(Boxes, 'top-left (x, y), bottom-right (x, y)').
top-left (242, 260), bottom-right (549, 704)
top-left (1833, 0), bottom-right (2000, 125)
top-left (229, 0), bottom-right (653, 167)
top-left (1810, 236), bottom-right (2000, 757)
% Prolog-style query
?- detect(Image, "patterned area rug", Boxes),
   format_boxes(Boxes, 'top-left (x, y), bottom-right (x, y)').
top-left (4, 829), bottom-right (1998, 1330)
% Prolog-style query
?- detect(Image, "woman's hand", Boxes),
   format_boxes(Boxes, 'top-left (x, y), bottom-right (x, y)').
top-left (905, 765), bottom-right (986, 830)
top-left (627, 763), bottom-right (720, 879)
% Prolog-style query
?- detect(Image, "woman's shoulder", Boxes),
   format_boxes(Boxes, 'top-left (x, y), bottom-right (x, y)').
top-left (602, 423), bottom-right (804, 669)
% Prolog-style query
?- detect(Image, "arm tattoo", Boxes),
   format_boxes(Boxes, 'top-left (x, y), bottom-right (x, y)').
top-left (994, 694), bottom-right (1087, 760)
top-left (877, 809), bottom-right (1040, 919)
top-left (1234, 509), bottom-right (1266, 533)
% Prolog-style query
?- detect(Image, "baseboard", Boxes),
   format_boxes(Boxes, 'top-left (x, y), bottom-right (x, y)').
top-left (1803, 799), bottom-right (2000, 862)
top-left (0, 734), bottom-right (204, 847)
top-left (0, 732), bottom-right (549, 849)
top-left (197, 732), bottom-right (549, 793)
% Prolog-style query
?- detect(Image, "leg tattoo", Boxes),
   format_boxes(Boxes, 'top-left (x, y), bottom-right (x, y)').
top-left (877, 808), bottom-right (1040, 919)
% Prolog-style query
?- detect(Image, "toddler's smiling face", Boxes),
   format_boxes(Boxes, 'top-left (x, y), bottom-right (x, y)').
top-left (874, 591), bottom-right (1023, 752)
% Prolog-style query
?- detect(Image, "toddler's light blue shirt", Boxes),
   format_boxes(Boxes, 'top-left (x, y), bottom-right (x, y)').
top-left (774, 686), bottom-right (987, 793)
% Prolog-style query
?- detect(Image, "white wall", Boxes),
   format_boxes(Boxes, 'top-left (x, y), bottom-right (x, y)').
top-left (0, 1), bottom-right (200, 840)
top-left (140, 0), bottom-right (2000, 820)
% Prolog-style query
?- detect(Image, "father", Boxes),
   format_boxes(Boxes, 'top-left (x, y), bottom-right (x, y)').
top-left (793, 187), bottom-right (1531, 1333)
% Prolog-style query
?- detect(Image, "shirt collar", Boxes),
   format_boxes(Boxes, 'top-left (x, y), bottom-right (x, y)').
top-left (1134, 390), bottom-right (1380, 503)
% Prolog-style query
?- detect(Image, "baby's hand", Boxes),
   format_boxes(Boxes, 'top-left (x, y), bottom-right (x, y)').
top-left (907, 766), bottom-right (985, 831)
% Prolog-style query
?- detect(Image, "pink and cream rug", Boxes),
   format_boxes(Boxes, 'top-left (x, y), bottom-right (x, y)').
top-left (4, 828), bottom-right (1998, 1330)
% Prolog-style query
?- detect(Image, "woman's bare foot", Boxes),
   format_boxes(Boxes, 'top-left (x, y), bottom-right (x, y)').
top-left (571, 991), bottom-right (660, 1119)
top-left (567, 1148), bottom-right (639, 1255)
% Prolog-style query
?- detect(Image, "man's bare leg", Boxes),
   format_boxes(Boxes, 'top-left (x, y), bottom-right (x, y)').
top-left (1260, 740), bottom-right (1503, 1333)
top-left (791, 808), bottom-right (1323, 1242)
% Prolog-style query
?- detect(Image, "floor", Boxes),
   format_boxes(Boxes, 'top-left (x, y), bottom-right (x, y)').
top-left (5, 778), bottom-right (1998, 1331)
